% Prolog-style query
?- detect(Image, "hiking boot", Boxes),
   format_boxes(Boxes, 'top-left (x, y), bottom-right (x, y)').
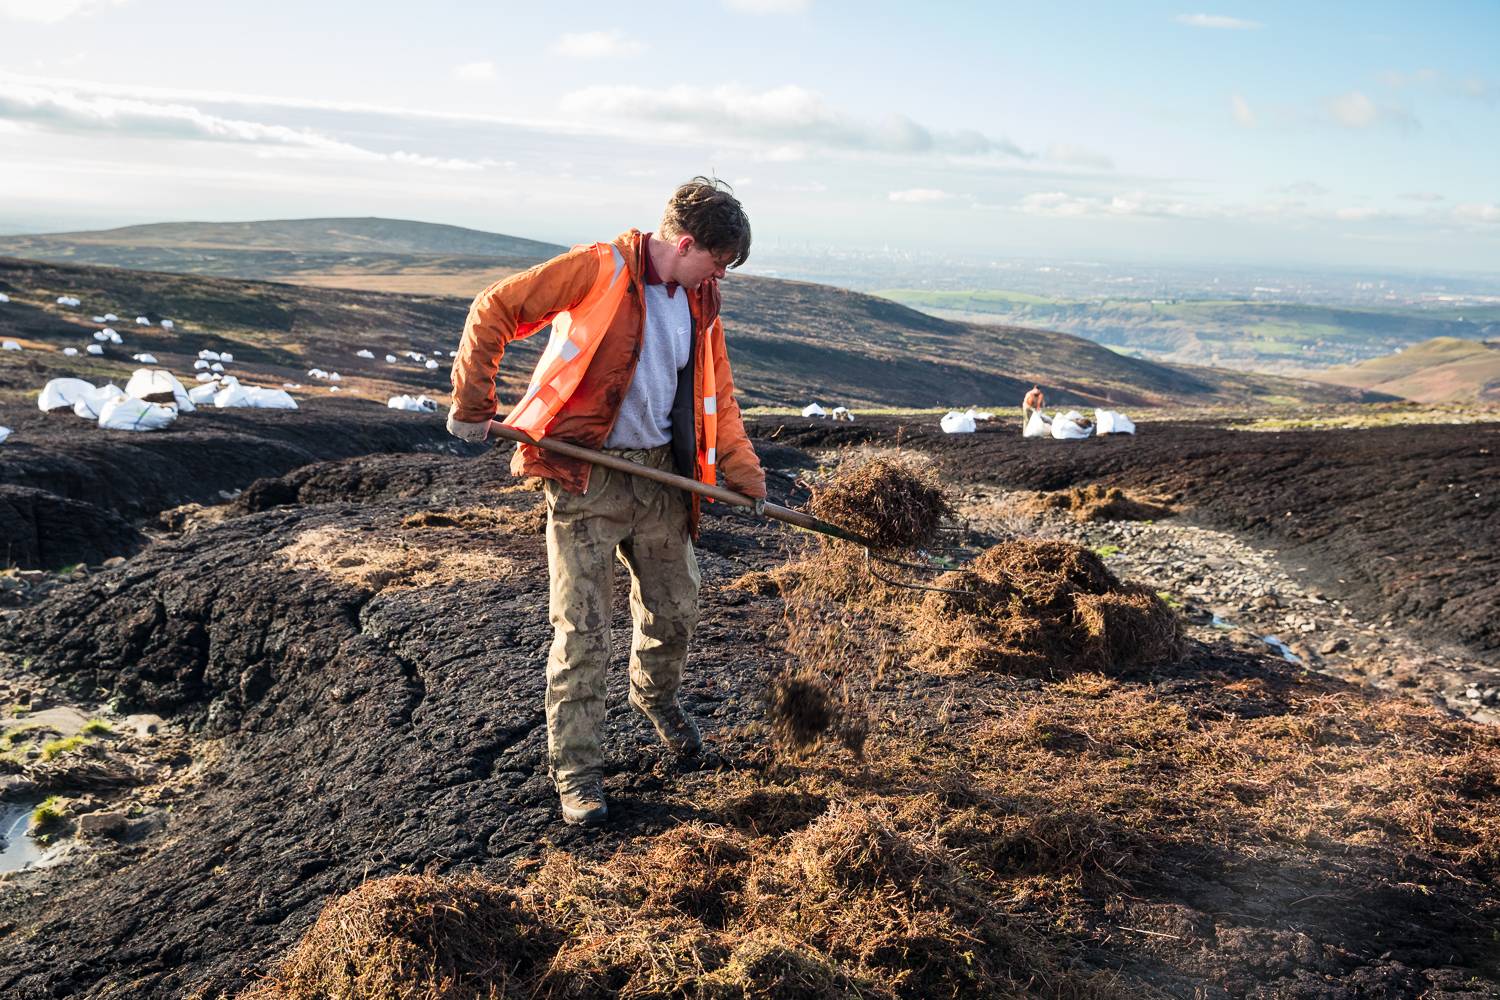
top-left (630, 695), bottom-right (702, 754)
top-left (559, 782), bottom-right (608, 826)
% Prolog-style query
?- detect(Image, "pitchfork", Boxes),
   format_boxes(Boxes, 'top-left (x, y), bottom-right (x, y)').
top-left (484, 421), bottom-right (974, 597)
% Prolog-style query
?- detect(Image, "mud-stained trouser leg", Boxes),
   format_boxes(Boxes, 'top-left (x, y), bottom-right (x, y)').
top-left (544, 467), bottom-right (630, 794)
top-left (617, 457), bottom-right (701, 709)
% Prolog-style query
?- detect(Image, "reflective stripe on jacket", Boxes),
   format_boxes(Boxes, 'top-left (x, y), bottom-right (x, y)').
top-left (450, 229), bottom-right (765, 538)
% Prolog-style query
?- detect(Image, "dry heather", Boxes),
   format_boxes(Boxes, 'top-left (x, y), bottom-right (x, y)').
top-left (240, 874), bottom-right (553, 1000)
top-left (807, 455), bottom-right (954, 551)
top-left (1012, 485), bottom-right (1174, 523)
top-left (906, 541), bottom-right (1183, 677)
top-left (747, 536), bottom-right (1182, 682)
top-left (248, 673), bottom-right (1500, 1000)
top-left (279, 526), bottom-right (511, 592)
top-left (402, 504), bottom-right (547, 535)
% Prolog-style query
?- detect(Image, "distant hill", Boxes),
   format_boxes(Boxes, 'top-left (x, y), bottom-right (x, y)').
top-left (0, 218), bottom-right (1389, 411)
top-left (1311, 337), bottom-right (1500, 403)
top-left (879, 288), bottom-right (1500, 374)
top-left (0, 217), bottom-right (567, 291)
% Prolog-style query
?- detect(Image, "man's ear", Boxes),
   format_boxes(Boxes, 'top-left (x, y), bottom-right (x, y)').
top-left (674, 234), bottom-right (696, 256)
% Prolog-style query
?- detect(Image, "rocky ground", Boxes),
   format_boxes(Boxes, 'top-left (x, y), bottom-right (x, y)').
top-left (0, 418), bottom-right (1496, 998)
top-left (963, 486), bottom-right (1500, 725)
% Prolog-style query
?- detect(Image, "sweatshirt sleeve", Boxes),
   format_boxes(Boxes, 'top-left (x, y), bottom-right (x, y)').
top-left (449, 245), bottom-right (599, 423)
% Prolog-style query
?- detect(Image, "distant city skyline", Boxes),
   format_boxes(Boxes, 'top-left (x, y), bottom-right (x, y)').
top-left (1, 0), bottom-right (1497, 274)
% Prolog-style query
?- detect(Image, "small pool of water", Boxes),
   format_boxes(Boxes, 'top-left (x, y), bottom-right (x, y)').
top-left (0, 800), bottom-right (47, 874)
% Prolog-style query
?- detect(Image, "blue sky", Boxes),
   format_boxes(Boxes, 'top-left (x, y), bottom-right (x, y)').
top-left (1, 0), bottom-right (1496, 273)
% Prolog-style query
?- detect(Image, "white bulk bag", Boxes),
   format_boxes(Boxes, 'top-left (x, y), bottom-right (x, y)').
top-left (356, 349), bottom-right (374, 359)
top-left (387, 394), bottom-right (437, 413)
top-left (160, 319), bottom-right (174, 330)
top-left (1095, 409), bottom-right (1136, 435)
top-left (1051, 410), bottom-right (1093, 440)
top-left (2, 340), bottom-right (20, 351)
top-left (424, 359), bottom-right (439, 369)
top-left (57, 296), bottom-right (81, 307)
top-left (0, 426), bottom-right (10, 444)
top-left (125, 368), bottom-right (195, 412)
top-left (72, 383), bottom-right (126, 419)
top-left (940, 410), bottom-right (977, 434)
top-left (966, 407), bottom-right (994, 421)
top-left (385, 354), bottom-right (398, 363)
top-left (132, 353), bottom-right (158, 364)
top-left (198, 350), bottom-right (221, 361)
top-left (245, 387), bottom-right (297, 409)
top-left (213, 384), bottom-right (253, 408)
top-left (38, 377), bottom-right (97, 412)
top-left (0, 293), bottom-right (12, 303)
top-left (103, 313), bottom-right (117, 321)
top-left (1023, 411), bottom-right (1052, 438)
top-left (219, 352), bottom-right (233, 363)
top-left (135, 316), bottom-right (151, 325)
top-left (801, 403), bottom-right (826, 418)
top-left (98, 396), bottom-right (176, 431)
top-left (63, 347), bottom-right (79, 356)
top-left (86, 344), bottom-right (104, 355)
top-left (187, 383), bottom-right (218, 404)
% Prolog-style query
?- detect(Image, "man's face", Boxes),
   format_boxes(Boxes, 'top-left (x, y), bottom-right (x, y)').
top-left (675, 237), bottom-right (733, 290)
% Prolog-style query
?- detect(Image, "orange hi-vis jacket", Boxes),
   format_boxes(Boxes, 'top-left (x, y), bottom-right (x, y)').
top-left (450, 229), bottom-right (765, 538)
top-left (1024, 388), bottom-right (1045, 409)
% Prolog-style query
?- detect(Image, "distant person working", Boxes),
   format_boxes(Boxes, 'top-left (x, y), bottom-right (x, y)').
top-left (1023, 385), bottom-right (1046, 428)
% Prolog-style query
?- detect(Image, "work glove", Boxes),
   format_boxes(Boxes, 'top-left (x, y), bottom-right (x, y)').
top-left (751, 497), bottom-right (767, 517)
top-left (446, 412), bottom-right (490, 443)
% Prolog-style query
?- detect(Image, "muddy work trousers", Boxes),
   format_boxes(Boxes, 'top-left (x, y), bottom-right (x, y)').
top-left (542, 445), bottom-right (701, 794)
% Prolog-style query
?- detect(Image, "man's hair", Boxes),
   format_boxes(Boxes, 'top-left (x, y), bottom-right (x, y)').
top-left (660, 176), bottom-right (751, 268)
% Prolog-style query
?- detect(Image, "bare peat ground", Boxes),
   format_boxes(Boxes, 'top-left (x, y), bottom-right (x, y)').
top-left (751, 416), bottom-right (1499, 665)
top-left (0, 432), bottom-right (1497, 998)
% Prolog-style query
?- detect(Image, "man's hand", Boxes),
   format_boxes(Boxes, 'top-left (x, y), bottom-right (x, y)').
top-left (446, 412), bottom-right (491, 443)
top-left (751, 497), bottom-right (767, 517)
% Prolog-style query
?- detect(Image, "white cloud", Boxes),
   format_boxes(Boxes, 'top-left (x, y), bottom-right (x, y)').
top-left (388, 151), bottom-right (488, 172)
top-left (724, 0), bottom-right (809, 12)
top-left (558, 83), bottom-right (1030, 159)
top-left (1175, 13), bottom-right (1262, 29)
top-left (1455, 203), bottom-right (1500, 224)
top-left (452, 61), bottom-right (496, 82)
top-left (551, 30), bottom-right (644, 58)
top-left (1461, 77), bottom-right (1497, 104)
top-left (1274, 181), bottom-right (1327, 197)
top-left (1018, 190), bottom-right (1207, 219)
top-left (1326, 89), bottom-right (1417, 130)
top-left (0, 0), bottom-right (125, 23)
top-left (1378, 68), bottom-right (1438, 89)
top-left (889, 188), bottom-right (953, 204)
top-left (0, 82), bottom-right (494, 171)
top-left (1230, 93), bottom-right (1255, 127)
top-left (1044, 143), bottom-right (1113, 169)
top-left (0, 82), bottom-right (368, 152)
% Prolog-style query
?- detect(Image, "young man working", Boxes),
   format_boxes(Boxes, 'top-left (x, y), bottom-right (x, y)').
top-left (1022, 384), bottom-right (1046, 429)
top-left (446, 178), bottom-right (766, 826)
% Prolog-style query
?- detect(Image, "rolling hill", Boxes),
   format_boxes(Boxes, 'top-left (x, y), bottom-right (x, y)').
top-left (0, 218), bottom-right (1386, 411)
top-left (1310, 336), bottom-right (1500, 403)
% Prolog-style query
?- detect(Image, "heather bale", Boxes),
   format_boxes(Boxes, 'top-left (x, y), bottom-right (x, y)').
top-left (808, 456), bottom-right (954, 551)
top-left (240, 874), bottom-right (553, 1000)
top-left (905, 540), bottom-right (1182, 677)
top-left (1016, 484), bottom-right (1174, 523)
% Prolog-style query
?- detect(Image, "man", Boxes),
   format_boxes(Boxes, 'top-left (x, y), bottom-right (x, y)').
top-left (446, 178), bottom-right (766, 826)
top-left (1022, 384), bottom-right (1046, 429)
